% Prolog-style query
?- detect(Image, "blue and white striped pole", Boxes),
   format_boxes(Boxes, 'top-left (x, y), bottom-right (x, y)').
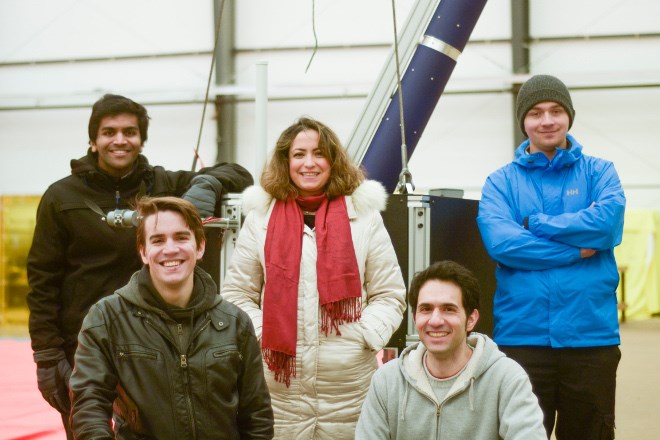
top-left (361, 0), bottom-right (488, 192)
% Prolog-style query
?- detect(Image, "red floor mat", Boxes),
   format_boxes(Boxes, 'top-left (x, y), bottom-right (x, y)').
top-left (0, 339), bottom-right (65, 440)
top-left (0, 339), bottom-right (389, 439)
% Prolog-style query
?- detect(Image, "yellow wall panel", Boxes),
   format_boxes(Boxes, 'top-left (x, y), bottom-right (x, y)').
top-left (1, 195), bottom-right (40, 330)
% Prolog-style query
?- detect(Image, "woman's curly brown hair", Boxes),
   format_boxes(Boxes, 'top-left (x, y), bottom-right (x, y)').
top-left (261, 117), bottom-right (364, 200)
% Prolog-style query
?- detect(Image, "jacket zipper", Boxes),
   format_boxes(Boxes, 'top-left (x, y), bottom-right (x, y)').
top-left (180, 319), bottom-right (211, 439)
top-left (145, 316), bottom-right (214, 439)
top-left (432, 381), bottom-right (470, 439)
top-left (177, 323), bottom-right (184, 351)
top-left (180, 354), bottom-right (196, 438)
top-left (145, 319), bottom-right (197, 437)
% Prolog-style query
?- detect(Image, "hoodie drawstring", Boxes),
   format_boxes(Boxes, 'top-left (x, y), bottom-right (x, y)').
top-left (400, 380), bottom-right (410, 421)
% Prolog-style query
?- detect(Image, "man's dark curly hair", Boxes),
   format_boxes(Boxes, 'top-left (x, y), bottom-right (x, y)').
top-left (408, 260), bottom-right (481, 318)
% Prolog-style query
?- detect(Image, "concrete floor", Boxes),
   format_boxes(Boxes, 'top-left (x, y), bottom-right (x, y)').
top-left (614, 317), bottom-right (660, 440)
top-left (549, 317), bottom-right (660, 440)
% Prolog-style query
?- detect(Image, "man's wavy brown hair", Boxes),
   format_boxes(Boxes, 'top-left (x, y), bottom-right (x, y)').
top-left (261, 117), bottom-right (364, 200)
top-left (136, 196), bottom-right (205, 252)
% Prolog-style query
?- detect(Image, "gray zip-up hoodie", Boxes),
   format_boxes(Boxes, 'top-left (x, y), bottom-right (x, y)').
top-left (355, 333), bottom-right (546, 440)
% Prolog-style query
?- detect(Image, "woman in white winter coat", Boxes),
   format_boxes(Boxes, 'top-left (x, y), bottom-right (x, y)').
top-left (221, 117), bottom-right (406, 439)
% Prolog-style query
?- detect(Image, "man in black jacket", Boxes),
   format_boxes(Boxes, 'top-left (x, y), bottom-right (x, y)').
top-left (69, 196), bottom-right (274, 439)
top-left (26, 94), bottom-right (253, 438)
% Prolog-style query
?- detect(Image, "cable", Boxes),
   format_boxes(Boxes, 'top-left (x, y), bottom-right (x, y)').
top-left (305, 0), bottom-right (319, 74)
top-left (391, 0), bottom-right (414, 194)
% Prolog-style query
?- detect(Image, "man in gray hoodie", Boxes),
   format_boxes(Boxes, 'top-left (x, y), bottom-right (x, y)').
top-left (355, 261), bottom-right (546, 440)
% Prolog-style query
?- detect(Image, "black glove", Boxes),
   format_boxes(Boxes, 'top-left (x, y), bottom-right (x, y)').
top-left (34, 348), bottom-right (73, 414)
top-left (182, 174), bottom-right (225, 218)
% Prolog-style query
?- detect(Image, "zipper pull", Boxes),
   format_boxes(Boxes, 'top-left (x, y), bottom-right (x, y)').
top-left (180, 354), bottom-right (188, 368)
top-left (115, 190), bottom-right (120, 210)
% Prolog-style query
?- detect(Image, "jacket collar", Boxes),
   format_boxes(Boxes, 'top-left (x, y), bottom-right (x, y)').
top-left (399, 333), bottom-right (498, 401)
top-left (117, 266), bottom-right (221, 318)
top-left (242, 179), bottom-right (388, 229)
top-left (514, 133), bottom-right (583, 171)
top-left (71, 148), bottom-right (153, 188)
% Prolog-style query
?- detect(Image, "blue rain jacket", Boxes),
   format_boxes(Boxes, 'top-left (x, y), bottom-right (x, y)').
top-left (477, 134), bottom-right (625, 348)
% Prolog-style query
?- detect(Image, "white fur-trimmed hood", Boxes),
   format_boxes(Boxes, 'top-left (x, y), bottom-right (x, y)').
top-left (241, 180), bottom-right (388, 216)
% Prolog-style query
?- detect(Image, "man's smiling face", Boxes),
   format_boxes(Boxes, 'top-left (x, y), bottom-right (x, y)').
top-left (139, 210), bottom-right (205, 300)
top-left (414, 279), bottom-right (478, 363)
top-left (91, 113), bottom-right (143, 177)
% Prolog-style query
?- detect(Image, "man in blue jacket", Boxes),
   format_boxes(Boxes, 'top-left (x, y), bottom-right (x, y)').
top-left (477, 75), bottom-right (626, 439)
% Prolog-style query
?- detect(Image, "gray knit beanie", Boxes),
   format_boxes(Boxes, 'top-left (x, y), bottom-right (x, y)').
top-left (516, 75), bottom-right (575, 136)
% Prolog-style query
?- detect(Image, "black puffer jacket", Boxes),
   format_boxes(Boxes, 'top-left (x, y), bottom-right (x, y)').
top-left (70, 266), bottom-right (274, 439)
top-left (27, 150), bottom-right (253, 359)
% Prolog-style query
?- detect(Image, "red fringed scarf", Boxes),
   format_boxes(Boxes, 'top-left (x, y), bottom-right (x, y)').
top-left (262, 194), bottom-right (362, 387)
